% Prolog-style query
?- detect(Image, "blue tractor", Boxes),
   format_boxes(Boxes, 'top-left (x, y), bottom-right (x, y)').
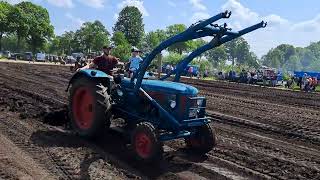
top-left (66, 11), bottom-right (266, 163)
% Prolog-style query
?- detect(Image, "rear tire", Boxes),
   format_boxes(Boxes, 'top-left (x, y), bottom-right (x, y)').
top-left (131, 122), bottom-right (163, 163)
top-left (68, 76), bottom-right (111, 138)
top-left (185, 124), bottom-right (216, 154)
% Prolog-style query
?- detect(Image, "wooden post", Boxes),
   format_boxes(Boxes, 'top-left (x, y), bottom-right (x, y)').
top-left (157, 53), bottom-right (162, 79)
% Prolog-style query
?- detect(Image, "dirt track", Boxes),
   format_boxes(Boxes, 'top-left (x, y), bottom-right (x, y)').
top-left (0, 61), bottom-right (320, 179)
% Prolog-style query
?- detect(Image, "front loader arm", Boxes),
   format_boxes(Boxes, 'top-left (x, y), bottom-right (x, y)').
top-left (133, 11), bottom-right (232, 93)
top-left (158, 21), bottom-right (267, 82)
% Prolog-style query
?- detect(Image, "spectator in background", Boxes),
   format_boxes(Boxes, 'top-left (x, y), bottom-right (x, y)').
top-left (204, 69), bottom-right (208, 78)
top-left (297, 77), bottom-right (302, 89)
top-left (262, 70), bottom-right (267, 86)
top-left (166, 64), bottom-right (171, 75)
top-left (229, 70), bottom-right (236, 82)
top-left (218, 71), bottom-right (224, 80)
top-left (240, 69), bottom-right (247, 83)
top-left (252, 73), bottom-right (258, 84)
top-left (302, 73), bottom-right (308, 90)
top-left (272, 73), bottom-right (278, 87)
top-left (247, 71), bottom-right (252, 84)
top-left (286, 76), bottom-right (295, 89)
top-left (196, 71), bottom-right (200, 79)
top-left (188, 66), bottom-right (193, 78)
top-left (305, 76), bottom-right (312, 92)
top-left (310, 77), bottom-right (318, 92)
top-left (228, 70), bottom-right (233, 81)
top-left (314, 77), bottom-right (318, 91)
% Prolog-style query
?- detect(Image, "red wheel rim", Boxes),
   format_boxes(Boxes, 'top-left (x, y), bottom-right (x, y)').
top-left (188, 133), bottom-right (204, 147)
top-left (135, 132), bottom-right (152, 159)
top-left (72, 87), bottom-right (94, 129)
top-left (188, 138), bottom-right (201, 147)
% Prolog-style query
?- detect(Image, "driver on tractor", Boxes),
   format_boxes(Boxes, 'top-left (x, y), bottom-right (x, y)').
top-left (78, 45), bottom-right (121, 75)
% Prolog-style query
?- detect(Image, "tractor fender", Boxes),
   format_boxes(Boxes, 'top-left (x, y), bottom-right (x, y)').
top-left (65, 69), bottom-right (113, 92)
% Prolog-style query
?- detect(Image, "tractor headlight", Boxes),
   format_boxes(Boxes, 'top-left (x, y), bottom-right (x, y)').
top-left (170, 100), bottom-right (176, 109)
top-left (116, 89), bottom-right (123, 96)
top-left (197, 99), bottom-right (203, 106)
top-left (168, 94), bottom-right (176, 109)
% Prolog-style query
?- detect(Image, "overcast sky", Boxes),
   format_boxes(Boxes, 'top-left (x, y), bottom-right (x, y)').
top-left (4, 0), bottom-right (320, 57)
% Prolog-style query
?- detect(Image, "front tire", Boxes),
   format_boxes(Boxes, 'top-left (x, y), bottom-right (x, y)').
top-left (185, 124), bottom-right (216, 154)
top-left (131, 122), bottom-right (163, 163)
top-left (68, 76), bottom-right (111, 138)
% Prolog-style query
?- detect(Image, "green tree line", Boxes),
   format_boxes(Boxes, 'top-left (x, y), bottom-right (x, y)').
top-left (0, 1), bottom-right (53, 53)
top-left (262, 42), bottom-right (320, 72)
top-left (2, 1), bottom-right (317, 74)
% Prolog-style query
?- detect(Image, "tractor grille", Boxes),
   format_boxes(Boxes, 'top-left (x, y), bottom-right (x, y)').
top-left (187, 96), bottom-right (206, 119)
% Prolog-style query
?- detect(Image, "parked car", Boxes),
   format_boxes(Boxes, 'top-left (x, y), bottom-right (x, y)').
top-left (87, 52), bottom-right (100, 59)
top-left (24, 52), bottom-right (33, 61)
top-left (9, 53), bottom-right (24, 60)
top-left (65, 56), bottom-right (76, 64)
top-left (3, 51), bottom-right (11, 59)
top-left (51, 55), bottom-right (58, 62)
top-left (71, 52), bottom-right (84, 60)
top-left (36, 52), bottom-right (46, 61)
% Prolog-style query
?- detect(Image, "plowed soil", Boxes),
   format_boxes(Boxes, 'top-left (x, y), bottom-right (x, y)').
top-left (0, 61), bottom-right (320, 180)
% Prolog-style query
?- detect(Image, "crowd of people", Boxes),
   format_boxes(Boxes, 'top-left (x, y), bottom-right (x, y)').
top-left (218, 69), bottom-right (280, 87)
top-left (293, 73), bottom-right (318, 92)
top-left (218, 68), bottom-right (319, 92)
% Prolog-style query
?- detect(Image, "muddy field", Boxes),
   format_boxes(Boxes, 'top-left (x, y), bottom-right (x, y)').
top-left (0, 61), bottom-right (320, 180)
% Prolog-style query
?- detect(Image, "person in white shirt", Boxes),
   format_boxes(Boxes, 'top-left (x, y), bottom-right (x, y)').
top-left (252, 73), bottom-right (258, 84)
top-left (128, 47), bottom-right (143, 78)
top-left (166, 64), bottom-right (171, 74)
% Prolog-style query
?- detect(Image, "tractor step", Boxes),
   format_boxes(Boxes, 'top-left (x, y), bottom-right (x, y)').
top-left (182, 117), bottom-right (210, 127)
top-left (159, 130), bottom-right (191, 141)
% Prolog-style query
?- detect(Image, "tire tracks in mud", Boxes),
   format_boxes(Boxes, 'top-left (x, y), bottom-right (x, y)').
top-left (203, 112), bottom-right (320, 179)
top-left (205, 94), bottom-right (320, 144)
top-left (185, 79), bottom-right (320, 110)
top-left (0, 114), bottom-right (79, 180)
top-left (185, 79), bottom-right (320, 143)
top-left (0, 133), bottom-right (58, 180)
top-left (208, 110), bottom-right (320, 145)
top-left (0, 110), bottom-right (144, 180)
top-left (163, 144), bottom-right (273, 180)
top-left (212, 123), bottom-right (320, 179)
top-left (1, 62), bottom-right (320, 179)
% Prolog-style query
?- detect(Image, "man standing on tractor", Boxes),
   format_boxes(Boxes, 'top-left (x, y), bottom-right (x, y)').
top-left (78, 45), bottom-right (121, 75)
top-left (128, 47), bottom-right (143, 78)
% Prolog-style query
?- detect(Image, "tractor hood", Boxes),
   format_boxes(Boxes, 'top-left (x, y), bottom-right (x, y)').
top-left (121, 78), bottom-right (198, 95)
